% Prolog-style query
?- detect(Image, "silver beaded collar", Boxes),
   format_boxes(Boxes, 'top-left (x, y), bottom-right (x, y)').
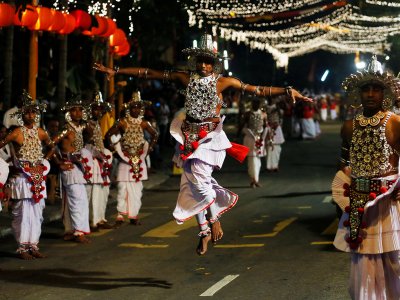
top-left (89, 120), bottom-right (104, 151)
top-left (185, 73), bottom-right (223, 121)
top-left (66, 121), bottom-right (86, 153)
top-left (121, 115), bottom-right (145, 156)
top-left (248, 109), bottom-right (264, 135)
top-left (18, 126), bottom-right (43, 164)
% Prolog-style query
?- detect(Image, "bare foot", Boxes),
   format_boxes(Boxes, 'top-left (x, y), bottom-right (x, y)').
top-left (196, 234), bottom-right (211, 256)
top-left (30, 250), bottom-right (47, 258)
top-left (18, 252), bottom-right (34, 260)
top-left (63, 233), bottom-right (74, 241)
top-left (211, 221), bottom-right (224, 244)
top-left (74, 235), bottom-right (91, 244)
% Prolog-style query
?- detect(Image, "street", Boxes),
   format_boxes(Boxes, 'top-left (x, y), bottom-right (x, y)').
top-left (0, 122), bottom-right (349, 300)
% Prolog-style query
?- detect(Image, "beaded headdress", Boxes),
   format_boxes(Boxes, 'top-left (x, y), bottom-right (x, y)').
top-left (61, 94), bottom-right (88, 121)
top-left (89, 91), bottom-right (112, 113)
top-left (11, 90), bottom-right (46, 124)
top-left (182, 34), bottom-right (222, 73)
top-left (123, 91), bottom-right (151, 109)
top-left (342, 55), bottom-right (400, 108)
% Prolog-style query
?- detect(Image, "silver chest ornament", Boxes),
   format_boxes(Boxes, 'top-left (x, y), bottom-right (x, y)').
top-left (185, 73), bottom-right (221, 120)
top-left (18, 126), bottom-right (43, 164)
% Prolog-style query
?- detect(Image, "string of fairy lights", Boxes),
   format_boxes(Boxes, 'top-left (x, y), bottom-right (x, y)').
top-left (184, 0), bottom-right (400, 67)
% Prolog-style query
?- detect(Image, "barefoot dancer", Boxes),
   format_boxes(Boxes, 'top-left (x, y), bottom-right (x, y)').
top-left (105, 92), bottom-right (158, 226)
top-left (238, 98), bottom-right (268, 188)
top-left (85, 92), bottom-right (113, 231)
top-left (0, 91), bottom-right (53, 259)
top-left (94, 33), bottom-right (311, 255)
top-left (57, 96), bottom-right (92, 243)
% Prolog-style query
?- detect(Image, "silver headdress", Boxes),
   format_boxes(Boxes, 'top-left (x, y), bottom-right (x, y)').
top-left (342, 55), bottom-right (400, 109)
top-left (183, 33), bottom-right (222, 73)
top-left (11, 90), bottom-right (47, 124)
top-left (123, 91), bottom-right (151, 110)
top-left (61, 95), bottom-right (88, 121)
top-left (89, 91), bottom-right (112, 113)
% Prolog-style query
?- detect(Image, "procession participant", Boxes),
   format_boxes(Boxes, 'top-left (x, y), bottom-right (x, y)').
top-left (266, 97), bottom-right (285, 172)
top-left (105, 92), bottom-right (158, 226)
top-left (238, 98), bottom-right (268, 187)
top-left (85, 92), bottom-right (113, 231)
top-left (320, 96), bottom-right (328, 122)
top-left (333, 56), bottom-right (400, 299)
top-left (94, 33), bottom-right (311, 255)
top-left (57, 96), bottom-right (92, 243)
top-left (300, 101), bottom-right (316, 140)
top-left (0, 91), bottom-right (52, 259)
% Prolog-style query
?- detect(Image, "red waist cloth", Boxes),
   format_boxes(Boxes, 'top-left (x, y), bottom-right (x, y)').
top-left (226, 142), bottom-right (249, 163)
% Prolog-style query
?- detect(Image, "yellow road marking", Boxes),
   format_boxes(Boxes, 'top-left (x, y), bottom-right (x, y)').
top-left (311, 241), bottom-right (334, 245)
top-left (142, 218), bottom-right (197, 238)
top-left (244, 217), bottom-right (297, 238)
top-left (119, 243), bottom-right (169, 248)
top-left (90, 213), bottom-right (152, 237)
top-left (322, 218), bottom-right (339, 235)
top-left (297, 206), bottom-right (312, 209)
top-left (253, 220), bottom-right (263, 223)
top-left (214, 244), bottom-right (264, 248)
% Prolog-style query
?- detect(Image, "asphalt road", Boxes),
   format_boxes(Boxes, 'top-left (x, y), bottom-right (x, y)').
top-left (0, 121), bottom-right (350, 300)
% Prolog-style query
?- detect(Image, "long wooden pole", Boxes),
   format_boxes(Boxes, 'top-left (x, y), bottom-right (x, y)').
top-left (28, 0), bottom-right (38, 99)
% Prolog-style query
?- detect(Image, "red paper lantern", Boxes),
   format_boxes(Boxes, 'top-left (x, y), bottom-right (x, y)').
top-left (0, 3), bottom-right (15, 27)
top-left (70, 9), bottom-right (91, 30)
top-left (114, 40), bottom-right (130, 54)
top-left (92, 15), bottom-right (108, 36)
top-left (30, 6), bottom-right (54, 31)
top-left (48, 9), bottom-right (65, 32)
top-left (116, 42), bottom-right (131, 56)
top-left (59, 13), bottom-right (76, 35)
top-left (14, 5), bottom-right (38, 27)
top-left (109, 28), bottom-right (126, 47)
top-left (101, 17), bottom-right (116, 37)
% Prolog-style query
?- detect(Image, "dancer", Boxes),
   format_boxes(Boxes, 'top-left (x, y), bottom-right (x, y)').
top-left (0, 91), bottom-right (52, 259)
top-left (105, 92), bottom-right (158, 226)
top-left (333, 56), bottom-right (400, 299)
top-left (94, 33), bottom-right (311, 255)
top-left (85, 92), bottom-right (113, 231)
top-left (238, 98), bottom-right (268, 187)
top-left (57, 96), bottom-right (91, 243)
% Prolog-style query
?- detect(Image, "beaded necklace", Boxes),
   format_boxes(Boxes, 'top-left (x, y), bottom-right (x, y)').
top-left (350, 112), bottom-right (396, 178)
top-left (66, 121), bottom-right (86, 153)
top-left (121, 115), bottom-right (144, 156)
top-left (18, 126), bottom-right (43, 164)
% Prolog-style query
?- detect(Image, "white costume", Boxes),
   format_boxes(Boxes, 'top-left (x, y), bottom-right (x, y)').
top-left (334, 113), bottom-right (400, 299)
top-left (10, 126), bottom-right (50, 253)
top-left (115, 115), bottom-right (149, 221)
top-left (61, 121), bottom-right (91, 235)
top-left (170, 73), bottom-right (240, 235)
top-left (85, 119), bottom-right (112, 227)
top-left (242, 109), bottom-right (268, 184)
top-left (266, 126), bottom-right (285, 171)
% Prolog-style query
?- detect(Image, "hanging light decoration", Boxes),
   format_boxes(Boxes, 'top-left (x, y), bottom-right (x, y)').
top-left (109, 28), bottom-right (127, 47)
top-left (14, 5), bottom-right (39, 28)
top-left (0, 3), bottom-right (15, 27)
top-left (30, 6), bottom-right (54, 31)
top-left (58, 13), bottom-right (76, 35)
top-left (101, 18), bottom-right (117, 37)
top-left (70, 9), bottom-right (91, 30)
top-left (48, 9), bottom-right (66, 32)
top-left (184, 0), bottom-right (400, 67)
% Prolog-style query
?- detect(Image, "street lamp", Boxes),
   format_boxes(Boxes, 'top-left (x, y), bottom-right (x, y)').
top-left (223, 50), bottom-right (229, 70)
top-left (356, 61), bottom-right (366, 69)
